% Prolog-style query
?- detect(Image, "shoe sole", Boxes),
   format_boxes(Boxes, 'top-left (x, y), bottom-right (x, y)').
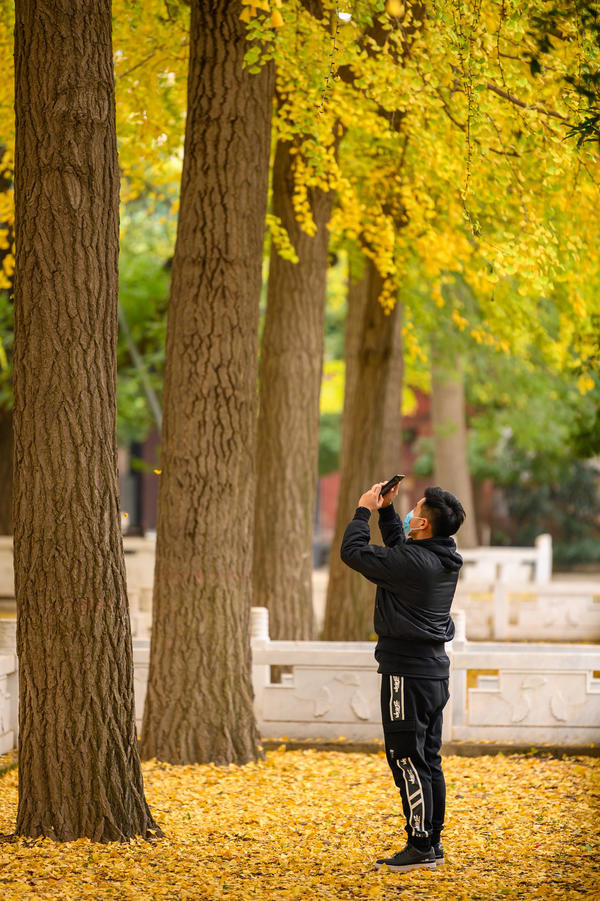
top-left (375, 861), bottom-right (437, 873)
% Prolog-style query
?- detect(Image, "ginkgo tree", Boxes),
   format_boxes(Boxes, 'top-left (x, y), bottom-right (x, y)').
top-left (11, 0), bottom-right (163, 841)
top-left (230, 1), bottom-right (599, 639)
top-left (253, 0), bottom-right (338, 647)
top-left (286, 0), bottom-right (600, 636)
top-left (139, 0), bottom-right (275, 766)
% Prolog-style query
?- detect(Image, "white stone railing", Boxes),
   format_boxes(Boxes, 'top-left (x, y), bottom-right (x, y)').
top-left (0, 650), bottom-right (17, 755)
top-left (248, 608), bottom-right (600, 746)
top-left (129, 587), bottom-right (154, 639)
top-left (448, 629), bottom-right (600, 745)
top-left (458, 533), bottom-right (552, 584)
top-left (2, 606), bottom-right (599, 753)
top-left (455, 580), bottom-right (600, 642)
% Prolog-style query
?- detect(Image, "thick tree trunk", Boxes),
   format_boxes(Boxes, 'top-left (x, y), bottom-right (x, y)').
top-left (322, 257), bottom-right (404, 640)
top-left (140, 1), bottom-right (274, 765)
top-left (253, 138), bottom-right (333, 641)
top-left (0, 409), bottom-right (12, 534)
top-left (431, 354), bottom-right (479, 548)
top-left (13, 0), bottom-right (159, 841)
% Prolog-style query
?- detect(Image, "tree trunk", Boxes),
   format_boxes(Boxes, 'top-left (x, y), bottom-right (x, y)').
top-left (431, 354), bottom-right (479, 548)
top-left (253, 138), bottom-right (333, 641)
top-left (0, 409), bottom-right (12, 534)
top-left (140, 1), bottom-right (274, 765)
top-left (13, 0), bottom-right (159, 841)
top-left (322, 257), bottom-right (404, 640)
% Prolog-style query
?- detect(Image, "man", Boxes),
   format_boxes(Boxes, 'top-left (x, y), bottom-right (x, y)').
top-left (340, 480), bottom-right (465, 874)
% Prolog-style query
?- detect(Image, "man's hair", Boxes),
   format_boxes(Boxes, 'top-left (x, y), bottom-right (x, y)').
top-left (422, 487), bottom-right (466, 537)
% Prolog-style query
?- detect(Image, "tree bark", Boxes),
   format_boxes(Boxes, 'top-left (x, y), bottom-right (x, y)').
top-left (13, 0), bottom-right (159, 841)
top-left (253, 138), bottom-right (333, 641)
top-left (0, 409), bottom-right (12, 534)
top-left (431, 354), bottom-right (479, 548)
top-left (140, 1), bottom-right (274, 765)
top-left (322, 257), bottom-right (404, 640)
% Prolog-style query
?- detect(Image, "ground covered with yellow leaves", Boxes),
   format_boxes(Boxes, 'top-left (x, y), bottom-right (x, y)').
top-left (0, 749), bottom-right (598, 900)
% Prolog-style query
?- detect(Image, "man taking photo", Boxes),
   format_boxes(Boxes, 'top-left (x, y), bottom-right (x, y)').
top-left (340, 479), bottom-right (466, 874)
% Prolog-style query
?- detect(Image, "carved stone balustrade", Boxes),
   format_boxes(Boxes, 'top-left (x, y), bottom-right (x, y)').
top-left (454, 581), bottom-right (600, 641)
top-left (458, 534), bottom-right (552, 584)
top-left (1, 605), bottom-right (598, 752)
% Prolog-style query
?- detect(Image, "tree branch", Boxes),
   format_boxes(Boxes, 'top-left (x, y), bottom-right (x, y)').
top-left (118, 305), bottom-right (163, 431)
top-left (485, 81), bottom-right (573, 124)
top-left (422, 73), bottom-right (519, 157)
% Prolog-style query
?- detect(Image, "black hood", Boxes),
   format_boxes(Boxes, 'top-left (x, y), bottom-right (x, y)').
top-left (411, 536), bottom-right (463, 572)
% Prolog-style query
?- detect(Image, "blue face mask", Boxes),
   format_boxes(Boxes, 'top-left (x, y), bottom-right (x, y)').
top-left (403, 510), bottom-right (414, 536)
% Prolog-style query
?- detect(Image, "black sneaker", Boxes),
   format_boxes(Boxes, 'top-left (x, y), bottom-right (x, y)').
top-left (433, 841), bottom-right (444, 866)
top-left (375, 842), bottom-right (436, 873)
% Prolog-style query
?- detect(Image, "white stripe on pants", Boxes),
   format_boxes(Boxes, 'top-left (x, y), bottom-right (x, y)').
top-left (389, 675), bottom-right (404, 722)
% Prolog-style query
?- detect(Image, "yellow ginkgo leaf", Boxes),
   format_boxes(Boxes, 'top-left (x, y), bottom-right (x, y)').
top-left (387, 0), bottom-right (405, 16)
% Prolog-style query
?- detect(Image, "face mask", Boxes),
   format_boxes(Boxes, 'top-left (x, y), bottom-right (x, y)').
top-left (403, 510), bottom-right (414, 536)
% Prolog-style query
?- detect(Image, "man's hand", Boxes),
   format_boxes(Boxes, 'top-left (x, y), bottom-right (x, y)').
top-left (380, 480), bottom-right (400, 507)
top-left (358, 483), bottom-right (383, 512)
top-left (357, 481), bottom-right (400, 512)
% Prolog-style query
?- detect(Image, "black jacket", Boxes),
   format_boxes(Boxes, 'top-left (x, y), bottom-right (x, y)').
top-left (340, 504), bottom-right (463, 678)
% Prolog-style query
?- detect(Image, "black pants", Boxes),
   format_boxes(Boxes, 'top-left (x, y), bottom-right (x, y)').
top-left (380, 674), bottom-right (450, 851)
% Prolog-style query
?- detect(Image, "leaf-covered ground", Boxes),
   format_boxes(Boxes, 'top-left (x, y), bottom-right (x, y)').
top-left (0, 749), bottom-right (598, 900)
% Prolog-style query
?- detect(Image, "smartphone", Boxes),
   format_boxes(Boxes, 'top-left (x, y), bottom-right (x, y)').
top-left (380, 474), bottom-right (405, 496)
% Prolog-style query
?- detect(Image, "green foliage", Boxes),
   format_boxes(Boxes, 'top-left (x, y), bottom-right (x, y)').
top-left (571, 396), bottom-right (600, 459)
top-left (0, 193), bottom-right (175, 437)
top-left (527, 0), bottom-right (600, 145)
top-left (116, 195), bottom-right (174, 446)
top-left (318, 412), bottom-right (341, 476)
top-left (498, 456), bottom-right (600, 565)
top-left (323, 253), bottom-right (347, 362)
top-left (412, 436), bottom-right (434, 478)
top-left (467, 343), bottom-right (598, 472)
top-left (553, 537), bottom-right (600, 567)
top-left (318, 255), bottom-right (348, 474)
top-left (462, 342), bottom-right (600, 560)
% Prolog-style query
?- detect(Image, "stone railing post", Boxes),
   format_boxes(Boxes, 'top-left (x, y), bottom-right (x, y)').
top-left (493, 581), bottom-right (509, 640)
top-left (0, 536), bottom-right (14, 599)
top-left (0, 620), bottom-right (16, 653)
top-left (453, 608), bottom-right (467, 647)
top-left (444, 659), bottom-right (454, 744)
top-left (448, 608), bottom-right (467, 737)
top-left (250, 607), bottom-right (270, 729)
top-left (535, 533), bottom-right (553, 584)
top-left (137, 587), bottom-right (153, 639)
